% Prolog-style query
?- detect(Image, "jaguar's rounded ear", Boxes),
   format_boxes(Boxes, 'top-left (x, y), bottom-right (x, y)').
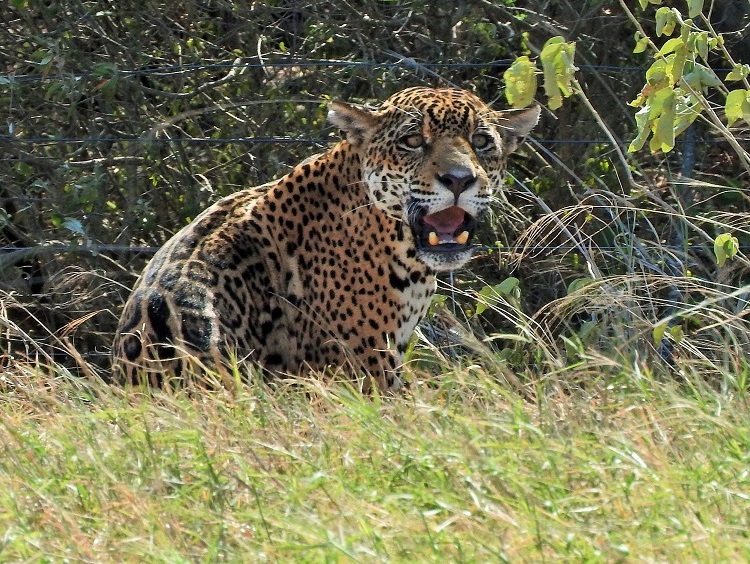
top-left (497, 104), bottom-right (541, 154)
top-left (327, 101), bottom-right (379, 146)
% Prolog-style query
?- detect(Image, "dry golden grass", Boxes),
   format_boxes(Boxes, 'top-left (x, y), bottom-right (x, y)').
top-left (1, 351), bottom-right (748, 561)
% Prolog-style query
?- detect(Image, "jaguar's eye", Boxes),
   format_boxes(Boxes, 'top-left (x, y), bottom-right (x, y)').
top-left (471, 132), bottom-right (493, 150)
top-left (399, 133), bottom-right (425, 149)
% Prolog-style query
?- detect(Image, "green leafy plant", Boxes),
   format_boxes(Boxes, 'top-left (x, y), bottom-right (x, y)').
top-left (623, 0), bottom-right (750, 168)
top-left (652, 320), bottom-right (685, 347)
top-left (504, 36), bottom-right (577, 110)
top-left (475, 277), bottom-right (520, 316)
top-left (714, 232), bottom-right (739, 267)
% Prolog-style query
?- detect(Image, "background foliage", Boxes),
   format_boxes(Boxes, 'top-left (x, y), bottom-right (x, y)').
top-left (1, 0), bottom-right (749, 380)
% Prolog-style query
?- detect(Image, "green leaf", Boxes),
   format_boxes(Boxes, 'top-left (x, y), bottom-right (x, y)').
top-left (714, 243), bottom-right (726, 266)
top-left (669, 325), bottom-right (685, 345)
top-left (686, 0), bottom-right (704, 18)
top-left (693, 30), bottom-right (709, 60)
top-left (657, 37), bottom-right (683, 56)
top-left (567, 277), bottom-right (593, 294)
top-left (683, 64), bottom-right (721, 91)
top-left (645, 59), bottom-right (669, 86)
top-left (655, 7), bottom-right (676, 36)
top-left (726, 64), bottom-right (750, 81)
top-left (475, 279), bottom-right (520, 316)
top-left (714, 233), bottom-right (739, 267)
top-left (540, 36), bottom-right (577, 110)
top-left (540, 37), bottom-right (563, 109)
top-left (652, 89), bottom-right (676, 152)
top-left (547, 94), bottom-right (563, 111)
top-left (680, 19), bottom-right (693, 43)
top-left (673, 97), bottom-right (702, 137)
top-left (497, 277), bottom-right (520, 296)
top-left (725, 89), bottom-right (750, 126)
top-left (634, 36), bottom-right (650, 54)
top-left (666, 44), bottom-right (688, 83)
top-left (628, 106), bottom-right (654, 152)
top-left (0, 208), bottom-right (10, 230)
top-left (652, 321), bottom-right (668, 344)
top-left (629, 83), bottom-right (683, 153)
top-left (504, 56), bottom-right (538, 108)
top-left (475, 286), bottom-right (495, 317)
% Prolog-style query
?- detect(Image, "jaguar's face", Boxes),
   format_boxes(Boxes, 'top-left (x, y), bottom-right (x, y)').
top-left (328, 87), bottom-right (540, 271)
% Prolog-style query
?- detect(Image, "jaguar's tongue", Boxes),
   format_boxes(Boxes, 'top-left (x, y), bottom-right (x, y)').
top-left (423, 206), bottom-right (469, 246)
top-left (423, 206), bottom-right (466, 232)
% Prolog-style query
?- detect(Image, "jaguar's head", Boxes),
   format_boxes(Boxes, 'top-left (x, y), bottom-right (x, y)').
top-left (328, 86), bottom-right (539, 271)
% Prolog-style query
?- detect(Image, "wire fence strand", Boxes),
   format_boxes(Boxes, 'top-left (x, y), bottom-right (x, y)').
top-left (2, 58), bottom-right (651, 85)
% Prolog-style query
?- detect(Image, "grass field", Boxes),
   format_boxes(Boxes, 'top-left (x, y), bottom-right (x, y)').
top-left (1, 356), bottom-right (749, 562)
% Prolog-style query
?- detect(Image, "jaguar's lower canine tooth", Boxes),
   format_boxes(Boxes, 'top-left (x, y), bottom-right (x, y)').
top-left (456, 230), bottom-right (470, 245)
top-left (428, 232), bottom-right (440, 246)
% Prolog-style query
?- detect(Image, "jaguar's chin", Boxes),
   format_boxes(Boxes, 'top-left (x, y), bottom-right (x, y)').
top-left (416, 245), bottom-right (476, 271)
top-left (410, 205), bottom-right (478, 271)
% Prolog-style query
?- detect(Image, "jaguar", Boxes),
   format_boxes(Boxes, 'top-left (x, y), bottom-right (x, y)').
top-left (112, 86), bottom-right (539, 392)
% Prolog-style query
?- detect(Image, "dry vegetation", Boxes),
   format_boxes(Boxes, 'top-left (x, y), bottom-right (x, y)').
top-left (1, 359), bottom-right (749, 561)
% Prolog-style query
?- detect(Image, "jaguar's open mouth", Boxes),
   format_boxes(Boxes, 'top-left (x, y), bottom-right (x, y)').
top-left (411, 205), bottom-right (477, 252)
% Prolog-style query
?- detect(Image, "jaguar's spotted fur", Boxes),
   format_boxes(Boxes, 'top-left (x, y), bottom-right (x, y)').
top-left (112, 87), bottom-right (539, 391)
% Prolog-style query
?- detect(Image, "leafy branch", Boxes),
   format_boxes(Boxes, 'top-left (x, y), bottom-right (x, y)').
top-left (620, 0), bottom-right (750, 174)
